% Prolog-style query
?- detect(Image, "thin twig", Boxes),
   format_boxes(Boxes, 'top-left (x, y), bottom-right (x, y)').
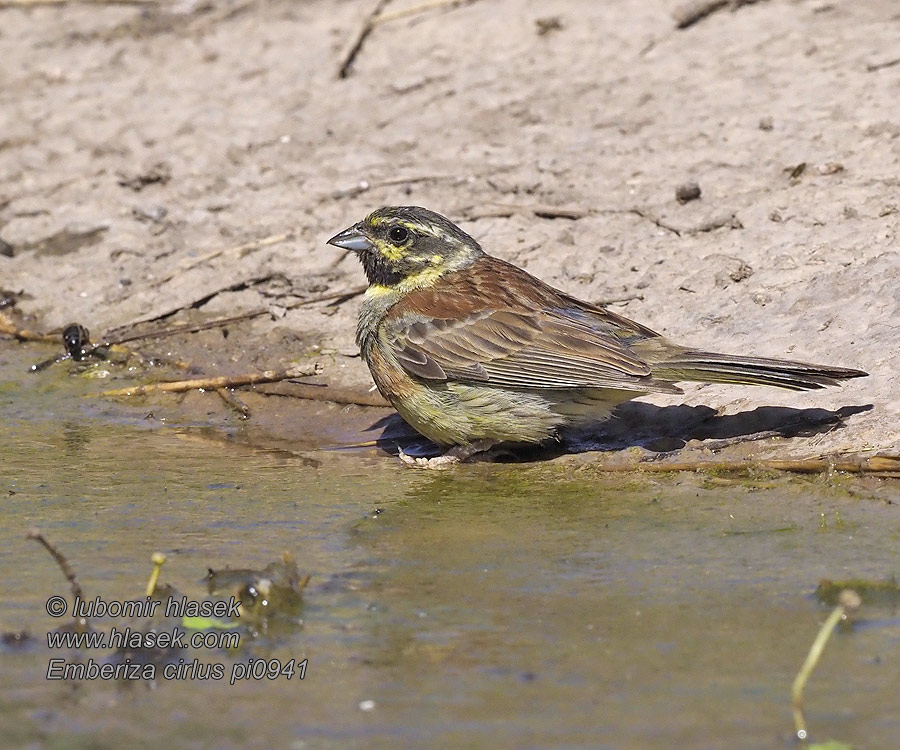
top-left (594, 293), bottom-right (644, 306)
top-left (286, 285), bottom-right (367, 308)
top-left (101, 273), bottom-right (277, 332)
top-left (91, 363), bottom-right (322, 398)
top-left (628, 208), bottom-right (682, 236)
top-left (589, 454), bottom-right (900, 476)
top-left (105, 308), bottom-right (269, 347)
top-left (338, 0), bottom-right (479, 78)
top-left (866, 57), bottom-right (900, 72)
top-left (152, 232), bottom-right (293, 287)
top-left (377, 173), bottom-right (458, 187)
top-left (15, 291), bottom-right (359, 377)
top-left (0, 311), bottom-right (57, 342)
top-left (338, 0), bottom-right (391, 78)
top-left (371, 0), bottom-right (478, 26)
top-left (331, 173), bottom-right (463, 199)
top-left (466, 204), bottom-right (589, 221)
top-left (216, 387), bottom-right (251, 418)
top-left (255, 381), bottom-right (391, 407)
top-left (26, 528), bottom-right (84, 602)
top-left (673, 0), bottom-right (763, 29)
top-left (673, 0), bottom-right (728, 29)
top-left (105, 287), bottom-right (363, 346)
top-left (691, 430), bottom-right (784, 451)
top-left (533, 206), bottom-right (588, 220)
top-left (103, 282), bottom-right (367, 347)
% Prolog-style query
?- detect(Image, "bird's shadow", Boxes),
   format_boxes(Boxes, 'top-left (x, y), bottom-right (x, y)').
top-left (367, 403), bottom-right (874, 461)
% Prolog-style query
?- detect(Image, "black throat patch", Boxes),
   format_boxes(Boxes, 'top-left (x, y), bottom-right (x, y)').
top-left (356, 249), bottom-right (405, 287)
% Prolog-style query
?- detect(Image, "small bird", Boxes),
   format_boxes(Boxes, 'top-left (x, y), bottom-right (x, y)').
top-left (328, 206), bottom-right (867, 465)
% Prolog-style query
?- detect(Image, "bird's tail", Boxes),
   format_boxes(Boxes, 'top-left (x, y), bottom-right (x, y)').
top-left (652, 350), bottom-right (868, 391)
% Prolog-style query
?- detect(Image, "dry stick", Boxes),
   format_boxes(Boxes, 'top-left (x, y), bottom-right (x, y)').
top-left (191, 0), bottom-right (255, 28)
top-left (92, 363), bottom-right (322, 398)
top-left (690, 430), bottom-right (784, 452)
top-left (377, 173), bottom-right (458, 187)
top-left (215, 387), bottom-right (251, 418)
top-left (673, 0), bottom-right (728, 28)
top-left (639, 34), bottom-right (667, 57)
top-left (0, 311), bottom-right (57, 343)
top-left (628, 208), bottom-right (682, 236)
top-left (791, 590), bottom-right (862, 741)
top-left (338, 0), bottom-right (479, 77)
top-left (105, 285), bottom-right (364, 345)
top-left (533, 205), bottom-right (589, 220)
top-left (807, 422), bottom-right (840, 448)
top-left (673, 0), bottom-right (763, 29)
top-left (255, 381), bottom-right (391, 407)
top-left (286, 285), bottom-right (368, 308)
top-left (336, 165), bottom-right (518, 198)
top-left (107, 273), bottom-right (277, 333)
top-left (332, 173), bottom-right (462, 199)
top-left (152, 232), bottom-right (293, 288)
top-left (338, 0), bottom-right (392, 78)
top-left (106, 308), bottom-right (269, 347)
top-left (867, 57), bottom-right (900, 72)
top-left (371, 0), bottom-right (479, 26)
top-left (590, 454), bottom-right (900, 476)
top-left (104, 289), bottom-right (359, 348)
top-left (468, 203), bottom-right (737, 234)
top-left (467, 204), bottom-right (590, 221)
top-left (26, 528), bottom-right (85, 602)
top-left (594, 293), bottom-right (644, 306)
top-left (14, 286), bottom-right (360, 379)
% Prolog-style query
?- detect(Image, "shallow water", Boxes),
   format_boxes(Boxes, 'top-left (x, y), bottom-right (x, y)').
top-left (1, 344), bottom-right (899, 749)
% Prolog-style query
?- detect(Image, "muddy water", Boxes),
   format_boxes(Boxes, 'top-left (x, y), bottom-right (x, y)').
top-left (1, 344), bottom-right (899, 749)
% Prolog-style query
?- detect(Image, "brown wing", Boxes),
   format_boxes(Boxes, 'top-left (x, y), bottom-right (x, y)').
top-left (383, 256), bottom-right (682, 394)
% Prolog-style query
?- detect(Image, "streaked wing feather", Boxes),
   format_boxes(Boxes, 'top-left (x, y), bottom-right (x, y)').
top-left (387, 308), bottom-right (679, 394)
top-left (394, 344), bottom-right (447, 380)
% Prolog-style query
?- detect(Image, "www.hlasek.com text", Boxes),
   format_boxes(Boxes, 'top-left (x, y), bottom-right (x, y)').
top-left (47, 625), bottom-right (241, 651)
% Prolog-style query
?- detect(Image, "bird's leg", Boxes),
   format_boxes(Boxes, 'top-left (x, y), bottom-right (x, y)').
top-left (398, 439), bottom-right (498, 468)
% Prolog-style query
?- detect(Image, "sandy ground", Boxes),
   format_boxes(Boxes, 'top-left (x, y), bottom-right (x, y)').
top-left (1, 0), bottom-right (898, 456)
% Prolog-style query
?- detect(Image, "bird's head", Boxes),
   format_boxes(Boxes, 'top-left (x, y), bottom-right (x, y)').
top-left (327, 206), bottom-right (483, 289)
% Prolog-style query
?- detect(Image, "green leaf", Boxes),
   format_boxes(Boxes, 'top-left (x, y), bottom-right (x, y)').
top-left (182, 615), bottom-right (233, 630)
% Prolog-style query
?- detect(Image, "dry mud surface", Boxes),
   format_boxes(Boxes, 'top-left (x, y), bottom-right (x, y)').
top-left (1, 0), bottom-right (898, 457)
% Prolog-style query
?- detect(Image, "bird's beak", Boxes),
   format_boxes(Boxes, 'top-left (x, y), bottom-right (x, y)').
top-left (326, 223), bottom-right (372, 253)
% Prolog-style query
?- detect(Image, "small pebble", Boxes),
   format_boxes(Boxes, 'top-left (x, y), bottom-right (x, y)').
top-left (758, 116), bottom-right (774, 131)
top-left (535, 16), bottom-right (563, 35)
top-left (817, 162), bottom-right (844, 175)
top-left (675, 181), bottom-right (701, 204)
top-left (787, 162), bottom-right (807, 179)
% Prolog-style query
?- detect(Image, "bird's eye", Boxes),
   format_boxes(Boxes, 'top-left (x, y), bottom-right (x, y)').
top-left (388, 226), bottom-right (409, 246)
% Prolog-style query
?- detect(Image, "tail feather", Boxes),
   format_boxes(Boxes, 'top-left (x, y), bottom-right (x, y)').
top-left (653, 350), bottom-right (868, 391)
